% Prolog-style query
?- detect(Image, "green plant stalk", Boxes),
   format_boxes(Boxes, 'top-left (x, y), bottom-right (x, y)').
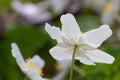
top-left (73, 65), bottom-right (86, 76)
top-left (69, 45), bottom-right (77, 80)
top-left (115, 15), bottom-right (120, 23)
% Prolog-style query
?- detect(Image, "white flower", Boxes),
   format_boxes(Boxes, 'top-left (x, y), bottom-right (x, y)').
top-left (52, 60), bottom-right (71, 80)
top-left (45, 13), bottom-right (114, 65)
top-left (101, 0), bottom-right (119, 25)
top-left (11, 1), bottom-right (52, 24)
top-left (84, 0), bottom-right (108, 13)
top-left (11, 43), bottom-right (49, 80)
top-left (49, 0), bottom-right (70, 14)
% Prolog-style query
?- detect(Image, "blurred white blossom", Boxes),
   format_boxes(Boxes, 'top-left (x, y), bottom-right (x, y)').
top-left (11, 43), bottom-right (49, 80)
top-left (84, 0), bottom-right (108, 13)
top-left (11, 0), bottom-right (52, 24)
top-left (52, 60), bottom-right (71, 80)
top-left (67, 0), bottom-right (82, 13)
top-left (11, 43), bottom-right (71, 80)
top-left (101, 0), bottom-right (119, 25)
top-left (11, 0), bottom-right (83, 24)
top-left (48, 0), bottom-right (82, 14)
top-left (45, 13), bottom-right (114, 65)
top-left (48, 0), bottom-right (70, 14)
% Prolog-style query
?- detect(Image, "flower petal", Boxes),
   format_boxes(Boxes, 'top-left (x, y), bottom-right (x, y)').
top-left (76, 54), bottom-right (95, 65)
top-left (86, 49), bottom-right (114, 64)
top-left (31, 55), bottom-right (45, 69)
top-left (52, 60), bottom-right (70, 80)
top-left (60, 13), bottom-right (81, 40)
top-left (81, 43), bottom-right (95, 51)
top-left (45, 23), bottom-right (62, 42)
top-left (49, 46), bottom-right (72, 60)
top-left (83, 25), bottom-right (112, 48)
top-left (79, 59), bottom-right (95, 65)
top-left (25, 70), bottom-right (49, 80)
top-left (101, 0), bottom-right (119, 25)
top-left (101, 12), bottom-right (115, 25)
top-left (11, 43), bottom-right (25, 70)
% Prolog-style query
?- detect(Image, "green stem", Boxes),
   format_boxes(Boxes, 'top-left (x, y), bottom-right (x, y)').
top-left (69, 45), bottom-right (77, 80)
top-left (115, 15), bottom-right (120, 23)
top-left (73, 65), bottom-right (86, 76)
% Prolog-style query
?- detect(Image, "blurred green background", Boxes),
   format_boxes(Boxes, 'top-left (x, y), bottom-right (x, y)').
top-left (0, 0), bottom-right (120, 80)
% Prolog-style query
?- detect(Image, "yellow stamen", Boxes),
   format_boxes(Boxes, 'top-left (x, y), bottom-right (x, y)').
top-left (102, 2), bottom-right (113, 14)
top-left (24, 59), bottom-right (37, 70)
top-left (55, 64), bottom-right (61, 71)
top-left (24, 61), bottom-right (37, 70)
top-left (24, 58), bottom-right (44, 76)
top-left (38, 70), bottom-right (44, 76)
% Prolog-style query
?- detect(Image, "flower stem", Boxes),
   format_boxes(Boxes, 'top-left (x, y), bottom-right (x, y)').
top-left (69, 45), bottom-right (77, 80)
top-left (73, 65), bottom-right (86, 76)
top-left (115, 15), bottom-right (120, 23)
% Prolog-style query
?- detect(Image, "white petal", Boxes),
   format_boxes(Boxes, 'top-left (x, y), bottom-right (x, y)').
top-left (52, 60), bottom-right (70, 80)
top-left (31, 55), bottom-right (45, 69)
top-left (25, 70), bottom-right (49, 80)
top-left (81, 43), bottom-right (95, 51)
top-left (75, 53), bottom-right (95, 65)
top-left (25, 70), bottom-right (42, 80)
top-left (50, 0), bottom-right (70, 13)
top-left (11, 43), bottom-right (25, 70)
top-left (61, 35), bottom-right (73, 46)
top-left (57, 60), bottom-right (71, 68)
top-left (11, 1), bottom-right (23, 14)
top-left (83, 25), bottom-right (112, 48)
top-left (45, 23), bottom-right (62, 42)
top-left (101, 12), bottom-right (115, 25)
top-left (49, 46), bottom-right (72, 60)
top-left (52, 66), bottom-right (69, 80)
top-left (60, 13), bottom-right (81, 40)
top-left (86, 49), bottom-right (114, 64)
top-left (101, 0), bottom-right (119, 25)
top-left (52, 69), bottom-right (68, 80)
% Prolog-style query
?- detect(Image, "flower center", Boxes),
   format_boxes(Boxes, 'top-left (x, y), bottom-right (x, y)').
top-left (102, 2), bottom-right (113, 14)
top-left (24, 59), bottom-right (37, 70)
top-left (24, 59), bottom-right (44, 76)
